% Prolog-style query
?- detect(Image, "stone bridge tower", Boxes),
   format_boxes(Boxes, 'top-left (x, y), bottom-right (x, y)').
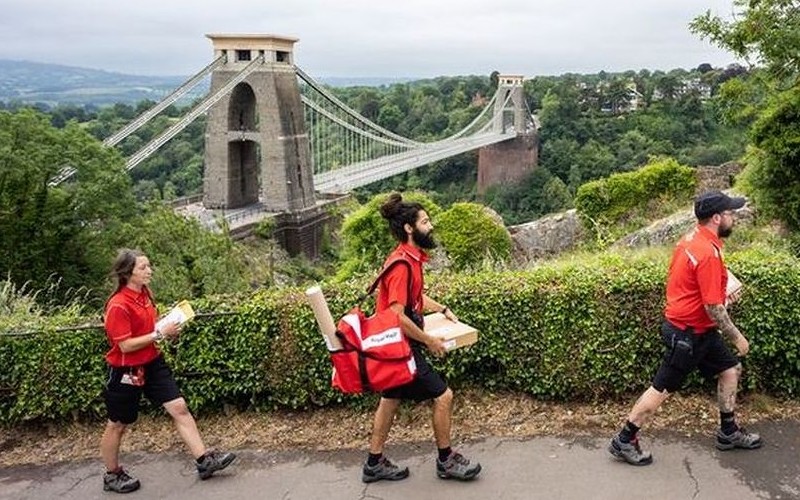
top-left (203, 34), bottom-right (315, 211)
top-left (477, 74), bottom-right (538, 194)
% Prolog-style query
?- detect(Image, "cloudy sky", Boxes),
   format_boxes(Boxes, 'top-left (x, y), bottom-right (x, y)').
top-left (2, 0), bottom-right (740, 78)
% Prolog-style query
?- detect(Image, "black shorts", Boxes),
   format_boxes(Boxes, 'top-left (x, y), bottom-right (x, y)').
top-left (652, 321), bottom-right (740, 393)
top-left (103, 355), bottom-right (182, 424)
top-left (382, 348), bottom-right (448, 402)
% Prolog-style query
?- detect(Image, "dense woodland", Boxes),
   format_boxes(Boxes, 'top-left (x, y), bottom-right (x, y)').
top-left (0, 0), bottom-right (797, 318)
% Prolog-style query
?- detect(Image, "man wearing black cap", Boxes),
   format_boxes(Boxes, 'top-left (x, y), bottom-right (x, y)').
top-left (609, 190), bottom-right (762, 466)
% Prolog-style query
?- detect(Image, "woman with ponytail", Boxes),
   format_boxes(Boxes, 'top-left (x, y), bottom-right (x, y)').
top-left (99, 249), bottom-right (235, 493)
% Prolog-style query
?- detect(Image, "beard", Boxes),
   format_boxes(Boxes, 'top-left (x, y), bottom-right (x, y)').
top-left (718, 225), bottom-right (733, 238)
top-left (412, 228), bottom-right (437, 249)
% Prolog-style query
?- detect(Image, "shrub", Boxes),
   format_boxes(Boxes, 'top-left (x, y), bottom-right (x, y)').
top-left (3, 246), bottom-right (800, 423)
top-left (574, 157), bottom-right (697, 231)
top-left (436, 202), bottom-right (512, 270)
top-left (738, 86), bottom-right (800, 232)
top-left (336, 191), bottom-right (441, 279)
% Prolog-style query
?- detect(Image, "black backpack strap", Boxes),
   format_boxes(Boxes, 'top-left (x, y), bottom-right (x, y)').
top-left (357, 352), bottom-right (372, 392)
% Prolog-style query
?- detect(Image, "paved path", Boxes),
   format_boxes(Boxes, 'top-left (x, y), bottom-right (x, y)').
top-left (2, 420), bottom-right (799, 499)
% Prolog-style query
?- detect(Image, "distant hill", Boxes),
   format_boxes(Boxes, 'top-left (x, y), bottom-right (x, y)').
top-left (0, 60), bottom-right (416, 107)
top-left (0, 60), bottom-right (198, 106)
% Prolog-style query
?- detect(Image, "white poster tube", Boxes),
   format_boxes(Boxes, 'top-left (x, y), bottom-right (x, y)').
top-left (305, 285), bottom-right (343, 351)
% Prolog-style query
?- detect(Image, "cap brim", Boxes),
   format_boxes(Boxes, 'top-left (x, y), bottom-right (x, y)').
top-left (728, 197), bottom-right (746, 210)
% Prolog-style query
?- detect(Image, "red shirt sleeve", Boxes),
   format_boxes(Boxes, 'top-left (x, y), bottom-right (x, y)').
top-left (105, 303), bottom-right (133, 343)
top-left (382, 263), bottom-right (411, 309)
top-left (696, 252), bottom-right (726, 306)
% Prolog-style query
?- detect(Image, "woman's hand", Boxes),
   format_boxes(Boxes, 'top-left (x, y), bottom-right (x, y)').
top-left (160, 321), bottom-right (182, 339)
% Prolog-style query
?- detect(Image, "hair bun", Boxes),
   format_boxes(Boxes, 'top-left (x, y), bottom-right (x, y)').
top-left (380, 193), bottom-right (403, 219)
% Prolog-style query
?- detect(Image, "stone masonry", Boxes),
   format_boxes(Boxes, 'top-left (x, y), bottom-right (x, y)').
top-left (203, 34), bottom-right (315, 212)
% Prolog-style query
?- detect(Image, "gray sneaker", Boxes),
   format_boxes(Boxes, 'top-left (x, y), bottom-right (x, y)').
top-left (362, 456), bottom-right (410, 483)
top-left (716, 428), bottom-right (762, 451)
top-left (196, 450), bottom-right (237, 480)
top-left (609, 435), bottom-right (653, 466)
top-left (436, 452), bottom-right (482, 480)
top-left (103, 467), bottom-right (140, 493)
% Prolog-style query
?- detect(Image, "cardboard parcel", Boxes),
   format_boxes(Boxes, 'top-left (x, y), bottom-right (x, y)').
top-left (725, 269), bottom-right (743, 307)
top-left (155, 300), bottom-right (195, 332)
top-left (424, 312), bottom-right (479, 351)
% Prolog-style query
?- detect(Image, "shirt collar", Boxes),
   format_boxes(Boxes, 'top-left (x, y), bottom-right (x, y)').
top-left (396, 242), bottom-right (429, 263)
top-left (120, 285), bottom-right (151, 304)
top-left (696, 224), bottom-right (724, 249)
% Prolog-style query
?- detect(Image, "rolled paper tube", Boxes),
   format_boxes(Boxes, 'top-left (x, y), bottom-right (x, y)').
top-left (305, 285), bottom-right (343, 350)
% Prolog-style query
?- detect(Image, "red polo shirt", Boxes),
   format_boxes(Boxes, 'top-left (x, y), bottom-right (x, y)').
top-left (376, 243), bottom-right (427, 315)
top-left (664, 225), bottom-right (728, 332)
top-left (104, 286), bottom-right (160, 367)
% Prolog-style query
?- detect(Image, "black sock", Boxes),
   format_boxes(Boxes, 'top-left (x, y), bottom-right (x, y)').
top-left (367, 452), bottom-right (382, 466)
top-left (438, 447), bottom-right (452, 462)
top-left (720, 411), bottom-right (738, 435)
top-left (619, 421), bottom-right (640, 443)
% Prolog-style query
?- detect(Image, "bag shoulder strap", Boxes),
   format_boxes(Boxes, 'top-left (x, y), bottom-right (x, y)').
top-left (360, 256), bottom-right (414, 309)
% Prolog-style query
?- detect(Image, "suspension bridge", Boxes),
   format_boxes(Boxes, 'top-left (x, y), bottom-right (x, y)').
top-left (48, 34), bottom-right (537, 255)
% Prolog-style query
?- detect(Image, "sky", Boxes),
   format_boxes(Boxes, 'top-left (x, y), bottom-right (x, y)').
top-left (1, 0), bottom-right (741, 78)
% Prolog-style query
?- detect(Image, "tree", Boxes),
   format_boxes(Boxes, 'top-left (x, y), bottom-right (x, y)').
top-left (122, 204), bottom-right (250, 302)
top-left (655, 74), bottom-right (681, 102)
top-left (0, 109), bottom-right (135, 300)
top-left (697, 63), bottom-right (714, 74)
top-left (692, 0), bottom-right (800, 231)
top-left (606, 78), bottom-right (631, 114)
top-left (489, 70), bottom-right (500, 94)
top-left (738, 86), bottom-right (800, 230)
top-left (691, 0), bottom-right (800, 86)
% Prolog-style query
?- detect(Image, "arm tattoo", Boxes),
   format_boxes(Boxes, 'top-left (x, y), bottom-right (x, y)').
top-left (705, 304), bottom-right (741, 341)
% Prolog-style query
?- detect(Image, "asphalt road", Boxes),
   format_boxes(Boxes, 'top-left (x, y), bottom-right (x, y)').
top-left (2, 420), bottom-right (799, 499)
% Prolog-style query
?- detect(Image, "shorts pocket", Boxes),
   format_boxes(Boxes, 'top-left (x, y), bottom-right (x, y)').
top-left (668, 334), bottom-right (694, 371)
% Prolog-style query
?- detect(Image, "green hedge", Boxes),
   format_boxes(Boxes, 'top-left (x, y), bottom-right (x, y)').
top-left (574, 157), bottom-right (697, 228)
top-left (2, 247), bottom-right (800, 423)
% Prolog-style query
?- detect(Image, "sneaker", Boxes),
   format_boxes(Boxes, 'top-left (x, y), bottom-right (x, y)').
top-left (436, 452), bottom-right (482, 480)
top-left (716, 428), bottom-right (762, 451)
top-left (196, 450), bottom-right (237, 480)
top-left (608, 435), bottom-right (653, 466)
top-left (103, 467), bottom-right (140, 493)
top-left (361, 456), bottom-right (410, 483)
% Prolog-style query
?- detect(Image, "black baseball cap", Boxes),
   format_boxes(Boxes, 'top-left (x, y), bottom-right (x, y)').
top-left (694, 190), bottom-right (746, 219)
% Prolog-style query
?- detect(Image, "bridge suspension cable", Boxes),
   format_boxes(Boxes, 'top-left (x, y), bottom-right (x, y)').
top-left (48, 54), bottom-right (228, 187)
top-left (104, 54), bottom-right (227, 147)
top-left (296, 67), bottom-right (420, 146)
top-left (300, 71), bottom-right (515, 191)
top-left (125, 54), bottom-right (265, 171)
top-left (48, 56), bottom-right (523, 195)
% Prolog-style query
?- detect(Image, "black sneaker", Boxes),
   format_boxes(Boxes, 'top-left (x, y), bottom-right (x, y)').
top-left (196, 450), bottom-right (237, 480)
top-left (716, 428), bottom-right (762, 451)
top-left (362, 456), bottom-right (410, 483)
top-left (436, 452), bottom-right (482, 480)
top-left (608, 435), bottom-right (653, 466)
top-left (103, 467), bottom-right (140, 493)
